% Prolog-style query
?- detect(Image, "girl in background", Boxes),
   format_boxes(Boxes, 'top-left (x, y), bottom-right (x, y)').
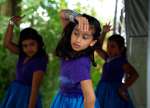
top-left (96, 33), bottom-right (139, 108)
top-left (1, 16), bottom-right (48, 108)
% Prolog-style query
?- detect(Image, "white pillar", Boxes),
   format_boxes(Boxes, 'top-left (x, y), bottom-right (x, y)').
top-left (147, 0), bottom-right (150, 108)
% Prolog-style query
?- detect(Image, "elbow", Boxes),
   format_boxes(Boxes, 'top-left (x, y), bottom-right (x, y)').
top-left (130, 72), bottom-right (139, 84)
top-left (135, 73), bottom-right (139, 80)
top-left (3, 41), bottom-right (12, 49)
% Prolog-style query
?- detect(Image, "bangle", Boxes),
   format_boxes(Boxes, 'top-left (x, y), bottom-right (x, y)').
top-left (69, 14), bottom-right (75, 22)
top-left (9, 20), bottom-right (14, 26)
top-left (63, 9), bottom-right (80, 23)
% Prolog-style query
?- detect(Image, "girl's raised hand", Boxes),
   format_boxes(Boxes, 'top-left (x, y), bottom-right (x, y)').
top-left (102, 22), bottom-right (112, 33)
top-left (75, 16), bottom-right (89, 32)
top-left (9, 16), bottom-right (22, 26)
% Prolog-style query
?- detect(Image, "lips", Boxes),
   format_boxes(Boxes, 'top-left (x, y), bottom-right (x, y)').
top-left (72, 43), bottom-right (80, 48)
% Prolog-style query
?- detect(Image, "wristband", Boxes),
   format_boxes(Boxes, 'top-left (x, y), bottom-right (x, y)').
top-left (64, 9), bottom-right (80, 23)
top-left (9, 20), bottom-right (14, 26)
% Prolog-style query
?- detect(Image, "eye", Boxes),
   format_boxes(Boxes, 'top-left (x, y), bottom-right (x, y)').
top-left (73, 31), bottom-right (79, 36)
top-left (82, 35), bottom-right (89, 40)
top-left (22, 44), bottom-right (27, 48)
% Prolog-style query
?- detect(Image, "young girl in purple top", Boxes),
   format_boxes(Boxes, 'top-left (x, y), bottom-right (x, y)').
top-left (96, 33), bottom-right (139, 108)
top-left (0, 16), bottom-right (48, 108)
top-left (50, 9), bottom-right (101, 108)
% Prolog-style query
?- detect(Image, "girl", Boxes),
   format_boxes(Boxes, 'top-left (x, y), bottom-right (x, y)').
top-left (50, 9), bottom-right (101, 108)
top-left (96, 33), bottom-right (139, 108)
top-left (0, 16), bottom-right (48, 108)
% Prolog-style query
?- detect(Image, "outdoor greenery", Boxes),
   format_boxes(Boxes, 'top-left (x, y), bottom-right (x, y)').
top-left (0, 0), bottom-right (106, 107)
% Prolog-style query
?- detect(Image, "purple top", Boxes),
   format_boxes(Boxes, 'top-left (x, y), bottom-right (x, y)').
top-left (100, 56), bottom-right (128, 83)
top-left (60, 56), bottom-right (91, 95)
top-left (16, 54), bottom-right (47, 86)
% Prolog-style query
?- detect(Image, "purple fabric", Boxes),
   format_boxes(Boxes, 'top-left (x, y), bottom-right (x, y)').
top-left (16, 55), bottom-right (47, 86)
top-left (60, 56), bottom-right (91, 94)
top-left (100, 56), bottom-right (128, 83)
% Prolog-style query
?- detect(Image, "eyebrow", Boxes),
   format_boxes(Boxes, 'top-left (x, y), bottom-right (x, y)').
top-left (74, 28), bottom-right (79, 32)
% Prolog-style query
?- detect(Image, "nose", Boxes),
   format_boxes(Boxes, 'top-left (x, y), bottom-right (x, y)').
top-left (26, 45), bottom-right (33, 51)
top-left (76, 36), bottom-right (81, 43)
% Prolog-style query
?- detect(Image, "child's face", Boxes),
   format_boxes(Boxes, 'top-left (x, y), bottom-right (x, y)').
top-left (71, 25), bottom-right (97, 52)
top-left (22, 39), bottom-right (38, 57)
top-left (107, 40), bottom-right (122, 57)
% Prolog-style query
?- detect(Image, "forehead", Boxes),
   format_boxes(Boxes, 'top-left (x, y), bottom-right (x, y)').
top-left (22, 39), bottom-right (37, 44)
top-left (108, 40), bottom-right (118, 46)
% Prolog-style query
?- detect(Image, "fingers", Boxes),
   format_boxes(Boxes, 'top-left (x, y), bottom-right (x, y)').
top-left (76, 16), bottom-right (89, 32)
top-left (103, 22), bottom-right (113, 33)
top-left (10, 16), bottom-right (22, 23)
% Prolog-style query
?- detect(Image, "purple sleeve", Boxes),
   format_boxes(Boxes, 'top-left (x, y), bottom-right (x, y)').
top-left (31, 57), bottom-right (47, 73)
top-left (71, 57), bottom-right (91, 83)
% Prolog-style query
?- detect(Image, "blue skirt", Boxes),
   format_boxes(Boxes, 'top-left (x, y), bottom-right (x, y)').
top-left (50, 91), bottom-right (100, 108)
top-left (95, 82), bottom-right (134, 108)
top-left (0, 80), bottom-right (42, 108)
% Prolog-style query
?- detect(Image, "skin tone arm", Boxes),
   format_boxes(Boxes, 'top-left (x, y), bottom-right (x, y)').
top-left (28, 71), bottom-right (44, 108)
top-left (3, 16), bottom-right (22, 54)
top-left (118, 63), bottom-right (139, 101)
top-left (81, 80), bottom-right (96, 108)
top-left (96, 23), bottom-right (112, 60)
top-left (122, 63), bottom-right (139, 88)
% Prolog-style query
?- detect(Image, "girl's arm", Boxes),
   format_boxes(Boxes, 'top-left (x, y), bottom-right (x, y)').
top-left (118, 63), bottom-right (139, 101)
top-left (122, 63), bottom-right (139, 88)
top-left (96, 23), bottom-right (112, 60)
top-left (81, 80), bottom-right (96, 108)
top-left (28, 71), bottom-right (44, 108)
top-left (3, 16), bottom-right (21, 54)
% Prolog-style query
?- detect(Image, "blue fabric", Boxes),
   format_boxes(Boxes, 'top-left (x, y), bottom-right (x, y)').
top-left (50, 91), bottom-right (100, 108)
top-left (101, 56), bottom-right (128, 82)
top-left (0, 81), bottom-right (42, 108)
top-left (96, 82), bottom-right (134, 108)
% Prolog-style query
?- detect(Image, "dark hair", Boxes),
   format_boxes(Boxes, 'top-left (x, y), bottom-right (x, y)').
top-left (108, 34), bottom-right (127, 57)
top-left (55, 14), bottom-right (101, 66)
top-left (18, 27), bottom-right (48, 60)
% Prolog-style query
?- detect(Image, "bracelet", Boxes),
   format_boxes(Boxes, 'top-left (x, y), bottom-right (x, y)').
top-left (9, 20), bottom-right (14, 26)
top-left (64, 9), bottom-right (80, 23)
top-left (69, 14), bottom-right (75, 22)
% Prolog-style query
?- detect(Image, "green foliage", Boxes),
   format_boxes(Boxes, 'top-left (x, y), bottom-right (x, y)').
top-left (0, 0), bottom-right (6, 5)
top-left (91, 54), bottom-right (104, 88)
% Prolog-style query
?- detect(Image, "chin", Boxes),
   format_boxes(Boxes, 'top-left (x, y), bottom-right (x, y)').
top-left (73, 49), bottom-right (81, 52)
top-left (27, 54), bottom-right (35, 57)
top-left (72, 48), bottom-right (81, 52)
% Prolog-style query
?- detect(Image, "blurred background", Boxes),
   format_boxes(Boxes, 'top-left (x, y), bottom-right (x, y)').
top-left (0, 0), bottom-right (148, 108)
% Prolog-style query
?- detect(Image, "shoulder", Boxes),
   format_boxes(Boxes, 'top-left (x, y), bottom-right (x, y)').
top-left (32, 56), bottom-right (48, 65)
